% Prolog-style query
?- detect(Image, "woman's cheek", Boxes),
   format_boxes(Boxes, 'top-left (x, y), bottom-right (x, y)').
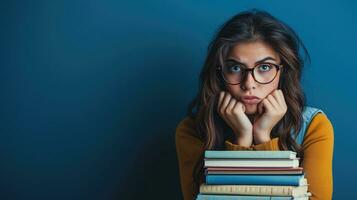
top-left (226, 86), bottom-right (241, 99)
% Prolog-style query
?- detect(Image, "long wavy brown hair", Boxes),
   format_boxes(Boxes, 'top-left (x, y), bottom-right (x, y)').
top-left (186, 9), bottom-right (311, 194)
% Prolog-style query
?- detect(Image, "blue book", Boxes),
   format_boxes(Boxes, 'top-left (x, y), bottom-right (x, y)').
top-left (206, 174), bottom-right (306, 186)
top-left (205, 150), bottom-right (296, 159)
top-left (196, 194), bottom-right (309, 200)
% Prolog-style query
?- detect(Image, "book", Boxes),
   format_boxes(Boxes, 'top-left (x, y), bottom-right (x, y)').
top-left (205, 151), bottom-right (297, 159)
top-left (196, 193), bottom-right (311, 200)
top-left (206, 170), bottom-right (303, 175)
top-left (206, 174), bottom-right (306, 186)
top-left (199, 183), bottom-right (308, 197)
top-left (197, 150), bottom-right (310, 200)
top-left (204, 158), bottom-right (299, 168)
top-left (205, 167), bottom-right (304, 175)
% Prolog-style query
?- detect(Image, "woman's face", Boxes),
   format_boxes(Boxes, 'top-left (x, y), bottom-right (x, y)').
top-left (225, 41), bottom-right (282, 116)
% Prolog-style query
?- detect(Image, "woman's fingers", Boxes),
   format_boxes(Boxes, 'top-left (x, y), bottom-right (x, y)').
top-left (262, 98), bottom-right (274, 113)
top-left (267, 94), bottom-right (280, 110)
top-left (273, 90), bottom-right (285, 108)
top-left (270, 89), bottom-right (287, 112)
top-left (271, 91), bottom-right (282, 107)
top-left (278, 90), bottom-right (287, 111)
top-left (265, 90), bottom-right (287, 116)
top-left (217, 91), bottom-right (253, 139)
top-left (276, 90), bottom-right (284, 103)
top-left (233, 101), bottom-right (245, 113)
top-left (220, 92), bottom-right (232, 114)
top-left (218, 91), bottom-right (244, 117)
top-left (226, 98), bottom-right (237, 115)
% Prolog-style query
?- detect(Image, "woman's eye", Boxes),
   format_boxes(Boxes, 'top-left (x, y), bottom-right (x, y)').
top-left (258, 64), bottom-right (272, 71)
top-left (229, 65), bottom-right (242, 72)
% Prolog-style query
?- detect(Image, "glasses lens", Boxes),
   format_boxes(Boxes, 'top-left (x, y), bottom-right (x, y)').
top-left (253, 64), bottom-right (278, 83)
top-left (222, 64), bottom-right (243, 84)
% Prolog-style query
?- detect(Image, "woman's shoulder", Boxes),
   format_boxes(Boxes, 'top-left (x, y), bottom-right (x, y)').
top-left (175, 116), bottom-right (203, 143)
top-left (175, 116), bottom-right (196, 136)
top-left (302, 106), bottom-right (325, 118)
top-left (303, 107), bottom-right (334, 146)
top-left (309, 112), bottom-right (333, 131)
top-left (303, 106), bottom-right (333, 127)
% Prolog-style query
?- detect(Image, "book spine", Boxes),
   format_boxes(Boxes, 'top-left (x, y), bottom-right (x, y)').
top-left (199, 184), bottom-right (294, 196)
top-left (205, 151), bottom-right (296, 159)
top-left (206, 175), bottom-right (303, 186)
top-left (196, 194), bottom-right (294, 200)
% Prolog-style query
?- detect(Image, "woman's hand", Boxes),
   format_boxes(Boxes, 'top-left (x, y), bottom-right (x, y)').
top-left (252, 89), bottom-right (287, 144)
top-left (217, 91), bottom-right (253, 147)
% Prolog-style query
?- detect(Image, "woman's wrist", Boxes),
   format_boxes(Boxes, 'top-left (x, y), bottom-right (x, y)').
top-left (253, 134), bottom-right (271, 145)
top-left (234, 134), bottom-right (253, 148)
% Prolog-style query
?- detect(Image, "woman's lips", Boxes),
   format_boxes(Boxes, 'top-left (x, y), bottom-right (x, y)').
top-left (241, 98), bottom-right (260, 104)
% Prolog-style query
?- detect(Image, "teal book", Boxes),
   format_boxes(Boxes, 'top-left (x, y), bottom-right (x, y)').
top-left (196, 194), bottom-right (310, 200)
top-left (204, 158), bottom-right (299, 168)
top-left (206, 174), bottom-right (306, 186)
top-left (205, 150), bottom-right (297, 159)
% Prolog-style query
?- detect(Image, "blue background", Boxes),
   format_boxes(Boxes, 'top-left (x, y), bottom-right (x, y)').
top-left (1, 0), bottom-right (355, 199)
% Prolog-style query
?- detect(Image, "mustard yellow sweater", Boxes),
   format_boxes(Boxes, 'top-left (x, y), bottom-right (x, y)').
top-left (175, 113), bottom-right (334, 200)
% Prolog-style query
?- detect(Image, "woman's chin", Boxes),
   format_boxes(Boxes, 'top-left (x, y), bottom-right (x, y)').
top-left (244, 104), bottom-right (258, 114)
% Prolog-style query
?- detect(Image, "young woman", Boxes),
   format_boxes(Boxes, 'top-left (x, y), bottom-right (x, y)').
top-left (175, 9), bottom-right (334, 200)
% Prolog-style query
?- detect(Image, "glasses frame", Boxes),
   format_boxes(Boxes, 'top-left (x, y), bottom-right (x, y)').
top-left (216, 62), bottom-right (283, 85)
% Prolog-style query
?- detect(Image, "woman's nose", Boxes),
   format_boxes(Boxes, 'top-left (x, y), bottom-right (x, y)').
top-left (240, 71), bottom-right (257, 90)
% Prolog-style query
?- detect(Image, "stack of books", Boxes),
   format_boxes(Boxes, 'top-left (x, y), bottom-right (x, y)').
top-left (196, 150), bottom-right (311, 200)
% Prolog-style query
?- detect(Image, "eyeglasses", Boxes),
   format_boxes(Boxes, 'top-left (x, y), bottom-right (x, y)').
top-left (217, 59), bottom-right (283, 85)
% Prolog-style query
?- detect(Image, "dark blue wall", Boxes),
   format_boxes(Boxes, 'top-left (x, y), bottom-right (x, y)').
top-left (0, 0), bottom-right (355, 199)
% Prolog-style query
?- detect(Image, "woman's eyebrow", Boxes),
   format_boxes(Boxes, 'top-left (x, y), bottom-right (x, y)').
top-left (226, 56), bottom-right (277, 65)
top-left (255, 57), bottom-right (277, 64)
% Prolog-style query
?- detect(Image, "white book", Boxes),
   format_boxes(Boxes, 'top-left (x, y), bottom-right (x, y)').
top-left (204, 158), bottom-right (299, 168)
top-left (205, 150), bottom-right (297, 159)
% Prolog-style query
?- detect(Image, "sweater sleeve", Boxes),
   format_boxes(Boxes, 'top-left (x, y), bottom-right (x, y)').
top-left (224, 135), bottom-right (280, 150)
top-left (175, 117), bottom-right (204, 200)
top-left (300, 112), bottom-right (334, 200)
top-left (225, 139), bottom-right (254, 150)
